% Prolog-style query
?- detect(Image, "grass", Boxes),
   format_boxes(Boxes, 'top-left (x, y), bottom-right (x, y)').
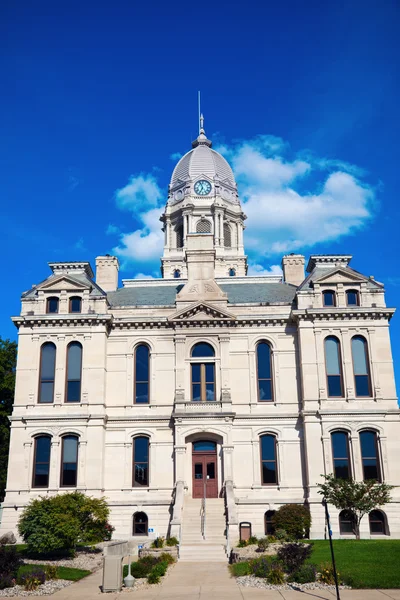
top-left (229, 562), bottom-right (252, 577)
top-left (17, 563), bottom-right (91, 581)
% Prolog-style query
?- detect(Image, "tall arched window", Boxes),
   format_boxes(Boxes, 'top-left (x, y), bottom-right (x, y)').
top-left (191, 342), bottom-right (215, 402)
top-left (196, 219), bottom-right (211, 233)
top-left (66, 342), bottom-right (82, 403)
top-left (260, 434), bottom-right (278, 485)
top-left (175, 223), bottom-right (183, 248)
top-left (265, 510), bottom-right (276, 535)
top-left (256, 342), bottom-right (273, 401)
top-left (369, 510), bottom-right (387, 535)
top-left (69, 296), bottom-right (82, 313)
top-left (351, 336), bottom-right (372, 397)
top-left (223, 223), bottom-right (232, 247)
top-left (39, 342), bottom-right (56, 403)
top-left (32, 436), bottom-right (51, 488)
top-left (325, 336), bottom-right (344, 397)
top-left (346, 290), bottom-right (359, 306)
top-left (331, 431), bottom-right (351, 479)
top-left (60, 435), bottom-right (78, 487)
top-left (322, 290), bottom-right (336, 307)
top-left (46, 297), bottom-right (59, 314)
top-left (133, 437), bottom-right (149, 487)
top-left (360, 430), bottom-right (381, 481)
top-left (133, 512), bottom-right (148, 536)
top-left (134, 345), bottom-right (150, 404)
top-left (339, 510), bottom-right (355, 535)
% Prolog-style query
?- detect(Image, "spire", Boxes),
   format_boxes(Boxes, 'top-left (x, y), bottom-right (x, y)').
top-left (192, 112), bottom-right (212, 148)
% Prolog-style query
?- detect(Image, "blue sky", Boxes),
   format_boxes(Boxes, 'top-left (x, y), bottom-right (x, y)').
top-left (1, 0), bottom-right (399, 394)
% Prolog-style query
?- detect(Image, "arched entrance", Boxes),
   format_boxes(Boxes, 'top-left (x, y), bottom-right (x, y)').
top-left (192, 440), bottom-right (218, 498)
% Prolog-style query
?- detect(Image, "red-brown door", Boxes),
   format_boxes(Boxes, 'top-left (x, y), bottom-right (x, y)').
top-left (192, 453), bottom-right (218, 498)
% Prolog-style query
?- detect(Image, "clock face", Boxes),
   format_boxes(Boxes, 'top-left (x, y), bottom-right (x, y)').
top-left (194, 180), bottom-right (212, 196)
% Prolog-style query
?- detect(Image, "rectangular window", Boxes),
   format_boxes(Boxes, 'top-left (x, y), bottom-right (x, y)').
top-left (133, 437), bottom-right (149, 487)
top-left (191, 363), bottom-right (215, 401)
top-left (260, 435), bottom-right (278, 485)
top-left (32, 437), bottom-right (51, 488)
top-left (360, 431), bottom-right (381, 481)
top-left (61, 436), bottom-right (78, 487)
top-left (331, 431), bottom-right (351, 479)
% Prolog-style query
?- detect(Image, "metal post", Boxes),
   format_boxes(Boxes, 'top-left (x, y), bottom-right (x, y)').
top-left (322, 498), bottom-right (341, 600)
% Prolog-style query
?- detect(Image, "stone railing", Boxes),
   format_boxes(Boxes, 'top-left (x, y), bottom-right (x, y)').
top-left (224, 480), bottom-right (238, 556)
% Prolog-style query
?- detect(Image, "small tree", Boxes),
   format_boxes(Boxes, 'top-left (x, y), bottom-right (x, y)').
top-left (272, 504), bottom-right (311, 539)
top-left (317, 474), bottom-right (393, 539)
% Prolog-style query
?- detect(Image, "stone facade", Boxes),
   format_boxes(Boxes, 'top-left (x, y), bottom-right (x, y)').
top-left (1, 125), bottom-right (399, 543)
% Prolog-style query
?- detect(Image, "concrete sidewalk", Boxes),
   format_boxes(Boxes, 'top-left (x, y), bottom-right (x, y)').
top-left (9, 562), bottom-right (400, 599)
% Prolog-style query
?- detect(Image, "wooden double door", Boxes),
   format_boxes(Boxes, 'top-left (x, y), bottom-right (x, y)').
top-left (192, 450), bottom-right (218, 498)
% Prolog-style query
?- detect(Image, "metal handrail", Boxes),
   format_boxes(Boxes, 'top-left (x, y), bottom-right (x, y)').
top-left (200, 481), bottom-right (206, 539)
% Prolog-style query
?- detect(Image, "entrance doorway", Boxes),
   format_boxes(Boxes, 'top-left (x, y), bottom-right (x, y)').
top-left (192, 440), bottom-right (218, 498)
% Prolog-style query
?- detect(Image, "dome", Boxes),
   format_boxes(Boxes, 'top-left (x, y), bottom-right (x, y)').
top-left (170, 127), bottom-right (236, 191)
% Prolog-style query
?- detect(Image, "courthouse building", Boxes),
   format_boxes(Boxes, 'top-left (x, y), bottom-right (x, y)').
top-left (1, 122), bottom-right (399, 553)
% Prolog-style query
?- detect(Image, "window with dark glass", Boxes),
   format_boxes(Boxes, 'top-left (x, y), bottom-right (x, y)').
top-left (369, 510), bottom-right (386, 535)
top-left (32, 436), bottom-right (51, 488)
top-left (256, 342), bottom-right (273, 401)
top-left (331, 431), bottom-right (351, 479)
top-left (339, 510), bottom-right (355, 534)
top-left (133, 512), bottom-right (148, 536)
top-left (39, 342), bottom-right (56, 403)
top-left (46, 297), bottom-right (59, 314)
top-left (360, 430), bottom-right (381, 481)
top-left (133, 437), bottom-right (149, 487)
top-left (69, 296), bottom-right (82, 313)
top-left (346, 290), bottom-right (359, 306)
top-left (265, 510), bottom-right (276, 535)
top-left (61, 435), bottom-right (78, 487)
top-left (173, 269), bottom-right (181, 279)
top-left (229, 268), bottom-right (236, 277)
top-left (351, 336), bottom-right (372, 397)
top-left (134, 345), bottom-right (150, 404)
top-left (66, 342), bottom-right (82, 402)
top-left (175, 223), bottom-right (183, 248)
top-left (191, 343), bottom-right (215, 402)
top-left (325, 337), bottom-right (343, 397)
top-left (322, 290), bottom-right (336, 307)
top-left (260, 435), bottom-right (278, 485)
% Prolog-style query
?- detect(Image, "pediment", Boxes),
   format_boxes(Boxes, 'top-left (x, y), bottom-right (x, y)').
top-left (313, 268), bottom-right (366, 285)
top-left (38, 275), bottom-right (91, 292)
top-left (168, 301), bottom-right (236, 322)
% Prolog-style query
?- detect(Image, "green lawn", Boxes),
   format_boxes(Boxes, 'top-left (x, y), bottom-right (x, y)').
top-left (17, 563), bottom-right (91, 581)
top-left (307, 540), bottom-right (400, 588)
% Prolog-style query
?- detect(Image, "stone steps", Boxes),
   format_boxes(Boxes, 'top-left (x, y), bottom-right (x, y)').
top-left (179, 497), bottom-right (227, 561)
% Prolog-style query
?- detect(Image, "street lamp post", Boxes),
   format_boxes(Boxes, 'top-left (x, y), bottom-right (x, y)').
top-left (322, 498), bottom-right (340, 600)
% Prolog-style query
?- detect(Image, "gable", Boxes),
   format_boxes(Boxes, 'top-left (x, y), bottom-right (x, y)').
top-left (313, 268), bottom-right (366, 285)
top-left (168, 301), bottom-right (236, 322)
top-left (37, 275), bottom-right (91, 292)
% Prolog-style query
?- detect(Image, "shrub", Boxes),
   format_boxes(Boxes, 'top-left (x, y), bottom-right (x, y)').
top-left (152, 561), bottom-right (168, 577)
top-left (44, 564), bottom-right (58, 580)
top-left (166, 536), bottom-right (178, 547)
top-left (267, 535), bottom-right (276, 543)
top-left (139, 555), bottom-right (160, 569)
top-left (248, 536), bottom-right (258, 545)
top-left (288, 563), bottom-right (317, 584)
top-left (19, 569), bottom-right (46, 591)
top-left (250, 556), bottom-right (272, 578)
top-left (151, 537), bottom-right (165, 548)
top-left (18, 492), bottom-right (111, 555)
top-left (273, 504), bottom-right (311, 540)
top-left (123, 561), bottom-right (149, 579)
top-left (147, 570), bottom-right (160, 584)
top-left (0, 546), bottom-right (22, 578)
top-left (319, 562), bottom-right (341, 585)
top-left (256, 537), bottom-right (269, 553)
top-left (277, 542), bottom-right (312, 573)
top-left (274, 528), bottom-right (289, 541)
top-left (230, 562), bottom-right (252, 577)
top-left (159, 552), bottom-right (175, 565)
top-left (267, 565), bottom-right (285, 585)
top-left (237, 540), bottom-right (247, 548)
top-left (0, 575), bottom-right (16, 590)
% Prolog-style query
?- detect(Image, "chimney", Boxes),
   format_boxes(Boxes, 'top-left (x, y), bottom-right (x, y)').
top-left (281, 254), bottom-right (305, 287)
top-left (95, 255), bottom-right (119, 292)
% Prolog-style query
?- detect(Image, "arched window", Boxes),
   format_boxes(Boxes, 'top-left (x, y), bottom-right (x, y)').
top-left (256, 342), bottom-right (273, 401)
top-left (134, 345), bottom-right (150, 404)
top-left (369, 510), bottom-right (387, 535)
top-left (322, 290), bottom-right (336, 307)
top-left (39, 342), bottom-right (56, 403)
top-left (223, 223), bottom-right (232, 247)
top-left (133, 511), bottom-right (148, 536)
top-left (351, 336), bottom-right (372, 397)
top-left (69, 297), bottom-right (82, 313)
top-left (346, 290), bottom-right (359, 306)
top-left (260, 435), bottom-right (278, 485)
top-left (331, 431), bottom-right (351, 479)
top-left (229, 268), bottom-right (236, 277)
top-left (60, 435), bottom-right (78, 487)
top-left (339, 510), bottom-right (356, 535)
top-left (324, 336), bottom-right (344, 397)
top-left (196, 219), bottom-right (212, 233)
top-left (32, 436), bottom-right (51, 488)
top-left (265, 510), bottom-right (276, 535)
top-left (46, 297), bottom-right (59, 314)
top-left (133, 437), bottom-right (149, 487)
top-left (175, 223), bottom-right (183, 248)
top-left (173, 269), bottom-right (181, 279)
top-left (66, 342), bottom-right (82, 403)
top-left (191, 342), bottom-right (215, 402)
top-left (360, 430), bottom-right (381, 481)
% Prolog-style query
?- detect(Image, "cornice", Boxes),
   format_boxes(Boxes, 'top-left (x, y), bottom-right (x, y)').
top-left (292, 308), bottom-right (395, 322)
top-left (10, 414), bottom-right (105, 423)
top-left (12, 314), bottom-right (112, 330)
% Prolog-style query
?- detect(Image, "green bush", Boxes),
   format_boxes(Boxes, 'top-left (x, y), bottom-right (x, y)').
top-left (319, 562), bottom-right (341, 585)
top-left (273, 505), bottom-right (311, 540)
top-left (147, 570), bottom-right (160, 584)
top-left (19, 569), bottom-right (46, 590)
top-left (166, 537), bottom-right (178, 547)
top-left (248, 536), bottom-right (258, 545)
top-left (237, 540), bottom-right (247, 548)
top-left (230, 562), bottom-right (252, 577)
top-left (277, 543), bottom-right (312, 573)
top-left (123, 561), bottom-right (149, 579)
top-left (0, 546), bottom-right (22, 578)
top-left (288, 563), bottom-right (317, 583)
top-left (267, 565), bottom-right (285, 585)
top-left (44, 564), bottom-right (58, 580)
top-left (0, 575), bottom-right (16, 590)
top-left (274, 528), bottom-right (289, 541)
top-left (256, 537), bottom-right (269, 553)
top-left (250, 556), bottom-right (273, 578)
top-left (139, 555), bottom-right (160, 569)
top-left (18, 492), bottom-right (111, 555)
top-left (159, 552), bottom-right (175, 565)
top-left (267, 535), bottom-right (277, 543)
top-left (151, 536), bottom-right (165, 548)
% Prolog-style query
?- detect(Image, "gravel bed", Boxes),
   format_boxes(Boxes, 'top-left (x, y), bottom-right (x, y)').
top-left (23, 551), bottom-right (103, 572)
top-left (120, 578), bottom-right (151, 593)
top-left (0, 580), bottom-right (73, 597)
top-left (236, 575), bottom-right (351, 591)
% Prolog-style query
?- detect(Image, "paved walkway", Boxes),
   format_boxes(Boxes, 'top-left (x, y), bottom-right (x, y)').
top-left (9, 563), bottom-right (400, 599)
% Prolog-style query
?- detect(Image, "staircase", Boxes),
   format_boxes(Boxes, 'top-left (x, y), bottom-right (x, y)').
top-left (179, 497), bottom-right (227, 562)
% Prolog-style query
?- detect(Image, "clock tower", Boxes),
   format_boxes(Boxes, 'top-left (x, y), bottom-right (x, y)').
top-left (160, 117), bottom-right (248, 279)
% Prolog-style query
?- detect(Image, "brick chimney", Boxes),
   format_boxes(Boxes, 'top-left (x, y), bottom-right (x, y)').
top-left (281, 254), bottom-right (305, 287)
top-left (95, 255), bottom-right (119, 292)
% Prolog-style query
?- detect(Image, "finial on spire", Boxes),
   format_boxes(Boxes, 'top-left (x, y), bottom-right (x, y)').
top-left (200, 113), bottom-right (204, 132)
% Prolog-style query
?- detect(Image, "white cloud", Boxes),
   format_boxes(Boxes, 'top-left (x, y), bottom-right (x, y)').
top-left (106, 224), bottom-right (120, 235)
top-left (247, 263), bottom-right (283, 277)
top-left (134, 273), bottom-right (156, 280)
top-left (170, 152), bottom-right (183, 161)
top-left (115, 173), bottom-right (162, 212)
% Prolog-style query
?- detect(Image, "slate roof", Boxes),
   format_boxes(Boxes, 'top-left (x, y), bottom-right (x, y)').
top-left (107, 282), bottom-right (297, 307)
top-left (298, 266), bottom-right (383, 291)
